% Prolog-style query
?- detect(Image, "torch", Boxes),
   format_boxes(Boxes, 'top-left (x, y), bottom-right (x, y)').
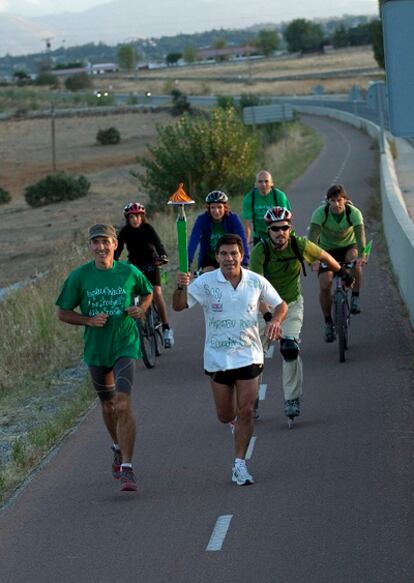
top-left (168, 183), bottom-right (195, 293)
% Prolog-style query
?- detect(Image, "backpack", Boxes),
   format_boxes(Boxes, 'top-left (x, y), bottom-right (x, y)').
top-left (322, 202), bottom-right (353, 227)
top-left (260, 235), bottom-right (307, 278)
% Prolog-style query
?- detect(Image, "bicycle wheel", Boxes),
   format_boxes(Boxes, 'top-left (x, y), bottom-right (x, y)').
top-left (335, 292), bottom-right (348, 363)
top-left (137, 309), bottom-right (156, 368)
top-left (153, 308), bottom-right (164, 356)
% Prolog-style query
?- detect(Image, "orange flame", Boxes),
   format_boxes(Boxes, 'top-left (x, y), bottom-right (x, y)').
top-left (168, 183), bottom-right (195, 205)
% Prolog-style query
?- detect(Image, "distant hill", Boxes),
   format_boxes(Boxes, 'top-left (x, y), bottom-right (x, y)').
top-left (0, 0), bottom-right (378, 56)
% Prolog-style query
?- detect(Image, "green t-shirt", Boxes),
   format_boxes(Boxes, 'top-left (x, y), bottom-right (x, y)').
top-left (250, 236), bottom-right (321, 304)
top-left (309, 204), bottom-right (363, 251)
top-left (242, 187), bottom-right (291, 240)
top-left (208, 222), bottom-right (226, 259)
top-left (56, 261), bottom-right (153, 367)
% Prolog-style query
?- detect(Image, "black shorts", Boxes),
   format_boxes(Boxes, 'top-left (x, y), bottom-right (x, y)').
top-left (319, 245), bottom-right (357, 274)
top-left (89, 357), bottom-right (136, 400)
top-left (204, 363), bottom-right (263, 385)
top-left (140, 265), bottom-right (161, 286)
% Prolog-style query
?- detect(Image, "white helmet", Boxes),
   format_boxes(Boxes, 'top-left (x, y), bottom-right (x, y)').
top-left (264, 206), bottom-right (292, 224)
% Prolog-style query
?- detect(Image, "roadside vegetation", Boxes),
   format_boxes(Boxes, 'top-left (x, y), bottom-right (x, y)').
top-left (0, 117), bottom-right (322, 504)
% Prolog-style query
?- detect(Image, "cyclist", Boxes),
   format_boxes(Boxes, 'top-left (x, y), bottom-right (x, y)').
top-left (115, 202), bottom-right (174, 348)
top-left (188, 190), bottom-right (249, 272)
top-left (173, 233), bottom-right (287, 486)
top-left (308, 184), bottom-right (367, 342)
top-left (250, 207), bottom-right (351, 422)
top-left (242, 170), bottom-right (291, 245)
top-left (56, 224), bottom-right (153, 492)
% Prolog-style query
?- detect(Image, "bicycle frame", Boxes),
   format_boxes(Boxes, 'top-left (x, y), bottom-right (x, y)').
top-left (332, 263), bottom-right (353, 363)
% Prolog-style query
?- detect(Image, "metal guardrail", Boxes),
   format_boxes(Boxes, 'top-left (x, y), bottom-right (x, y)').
top-left (243, 103), bottom-right (294, 125)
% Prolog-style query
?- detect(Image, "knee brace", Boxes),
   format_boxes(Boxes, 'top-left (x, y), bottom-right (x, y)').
top-left (280, 337), bottom-right (299, 362)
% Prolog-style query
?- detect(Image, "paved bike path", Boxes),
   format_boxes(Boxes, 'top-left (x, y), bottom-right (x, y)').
top-left (0, 116), bottom-right (413, 583)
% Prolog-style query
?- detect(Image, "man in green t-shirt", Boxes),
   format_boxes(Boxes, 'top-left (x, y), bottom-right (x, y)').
top-left (308, 184), bottom-right (367, 342)
top-left (242, 169), bottom-right (291, 245)
top-left (250, 207), bottom-right (352, 423)
top-left (56, 224), bottom-right (153, 493)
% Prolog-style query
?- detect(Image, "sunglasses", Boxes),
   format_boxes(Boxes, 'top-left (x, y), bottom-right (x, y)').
top-left (268, 225), bottom-right (290, 232)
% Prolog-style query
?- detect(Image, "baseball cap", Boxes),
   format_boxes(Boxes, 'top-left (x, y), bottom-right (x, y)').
top-left (88, 224), bottom-right (117, 240)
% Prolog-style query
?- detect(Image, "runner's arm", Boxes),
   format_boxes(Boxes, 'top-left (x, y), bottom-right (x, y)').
top-left (172, 272), bottom-right (191, 311)
top-left (264, 300), bottom-right (288, 341)
top-left (57, 308), bottom-right (108, 328)
top-left (125, 292), bottom-right (153, 319)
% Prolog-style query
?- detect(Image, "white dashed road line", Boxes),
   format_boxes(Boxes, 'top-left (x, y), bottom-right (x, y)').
top-left (206, 515), bottom-right (233, 551)
top-left (258, 383), bottom-right (267, 400)
top-left (245, 436), bottom-right (257, 460)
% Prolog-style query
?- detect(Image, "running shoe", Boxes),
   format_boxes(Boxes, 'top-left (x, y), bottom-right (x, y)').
top-left (120, 466), bottom-right (137, 492)
top-left (232, 462), bottom-right (254, 486)
top-left (350, 296), bottom-right (361, 314)
top-left (324, 322), bottom-right (336, 343)
top-left (111, 445), bottom-right (122, 479)
top-left (163, 328), bottom-right (174, 349)
top-left (284, 398), bottom-right (300, 418)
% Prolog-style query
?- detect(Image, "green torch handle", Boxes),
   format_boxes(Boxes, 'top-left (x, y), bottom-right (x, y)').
top-left (176, 212), bottom-right (189, 273)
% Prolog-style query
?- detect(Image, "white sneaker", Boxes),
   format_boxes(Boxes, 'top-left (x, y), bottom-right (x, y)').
top-left (163, 328), bottom-right (174, 348)
top-left (232, 462), bottom-right (254, 486)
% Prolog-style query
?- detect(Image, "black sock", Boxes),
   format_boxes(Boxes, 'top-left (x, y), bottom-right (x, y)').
top-left (325, 316), bottom-right (333, 324)
top-left (351, 292), bottom-right (359, 297)
top-left (162, 323), bottom-right (170, 331)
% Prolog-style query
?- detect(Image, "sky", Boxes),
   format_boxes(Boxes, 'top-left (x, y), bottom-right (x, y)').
top-left (0, 0), bottom-right (380, 19)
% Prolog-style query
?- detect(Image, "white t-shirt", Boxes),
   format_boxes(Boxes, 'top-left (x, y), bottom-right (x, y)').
top-left (187, 267), bottom-right (283, 372)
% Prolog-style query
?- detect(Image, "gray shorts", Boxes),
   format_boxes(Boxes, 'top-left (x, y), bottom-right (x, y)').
top-left (88, 357), bottom-right (136, 401)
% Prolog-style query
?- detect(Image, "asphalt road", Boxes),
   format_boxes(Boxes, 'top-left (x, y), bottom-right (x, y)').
top-left (0, 116), bottom-right (413, 583)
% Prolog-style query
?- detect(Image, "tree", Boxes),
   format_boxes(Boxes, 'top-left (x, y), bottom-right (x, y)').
top-left (254, 30), bottom-right (280, 56)
top-left (183, 45), bottom-right (198, 64)
top-left (166, 52), bottom-right (182, 66)
top-left (117, 45), bottom-right (137, 71)
top-left (138, 108), bottom-right (258, 209)
top-left (284, 19), bottom-right (325, 53)
top-left (332, 25), bottom-right (349, 48)
top-left (372, 1), bottom-right (384, 69)
top-left (65, 73), bottom-right (92, 91)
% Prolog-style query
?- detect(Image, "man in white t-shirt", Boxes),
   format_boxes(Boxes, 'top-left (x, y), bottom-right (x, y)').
top-left (173, 234), bottom-right (287, 486)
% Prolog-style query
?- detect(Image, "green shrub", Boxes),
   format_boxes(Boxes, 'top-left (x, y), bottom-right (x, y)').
top-left (171, 89), bottom-right (191, 116)
top-left (35, 72), bottom-right (59, 87)
top-left (24, 173), bottom-right (90, 208)
top-left (0, 186), bottom-right (11, 205)
top-left (65, 73), bottom-right (92, 92)
top-left (139, 107), bottom-right (257, 208)
top-left (217, 95), bottom-right (236, 110)
top-left (96, 127), bottom-right (121, 145)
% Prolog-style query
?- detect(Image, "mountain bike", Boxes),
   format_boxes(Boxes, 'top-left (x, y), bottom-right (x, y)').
top-left (333, 262), bottom-right (354, 363)
top-left (137, 302), bottom-right (164, 368)
top-left (136, 258), bottom-right (168, 368)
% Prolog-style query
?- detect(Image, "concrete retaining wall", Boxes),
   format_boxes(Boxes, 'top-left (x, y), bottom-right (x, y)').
top-left (293, 105), bottom-right (414, 327)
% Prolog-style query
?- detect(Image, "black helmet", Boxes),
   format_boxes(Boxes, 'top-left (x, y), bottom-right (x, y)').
top-left (205, 190), bottom-right (228, 204)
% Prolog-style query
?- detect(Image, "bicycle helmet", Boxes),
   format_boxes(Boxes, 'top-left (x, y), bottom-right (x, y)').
top-left (123, 202), bottom-right (145, 217)
top-left (205, 190), bottom-right (229, 204)
top-left (264, 206), bottom-right (292, 224)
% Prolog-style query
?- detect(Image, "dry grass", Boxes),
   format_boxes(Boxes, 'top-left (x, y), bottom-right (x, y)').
top-left (108, 46), bottom-right (381, 96)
